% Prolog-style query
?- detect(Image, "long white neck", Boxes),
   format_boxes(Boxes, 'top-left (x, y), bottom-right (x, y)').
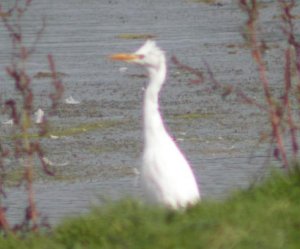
top-left (143, 59), bottom-right (168, 147)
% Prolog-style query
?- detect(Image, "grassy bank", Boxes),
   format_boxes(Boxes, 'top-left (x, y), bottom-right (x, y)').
top-left (0, 168), bottom-right (299, 249)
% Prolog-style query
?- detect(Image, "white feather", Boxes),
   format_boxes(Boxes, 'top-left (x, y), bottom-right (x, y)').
top-left (136, 41), bottom-right (200, 208)
top-left (111, 40), bottom-right (201, 209)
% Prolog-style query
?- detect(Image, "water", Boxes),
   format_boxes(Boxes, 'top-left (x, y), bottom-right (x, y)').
top-left (0, 0), bottom-right (298, 225)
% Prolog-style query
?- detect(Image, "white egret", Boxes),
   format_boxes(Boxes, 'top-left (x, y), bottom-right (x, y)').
top-left (110, 40), bottom-right (200, 209)
top-left (34, 108), bottom-right (45, 124)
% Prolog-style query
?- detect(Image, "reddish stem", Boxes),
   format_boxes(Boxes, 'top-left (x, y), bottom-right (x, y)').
top-left (246, 0), bottom-right (289, 168)
top-left (0, 207), bottom-right (10, 232)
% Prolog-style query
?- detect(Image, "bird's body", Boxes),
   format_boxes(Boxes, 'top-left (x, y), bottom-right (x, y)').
top-left (110, 41), bottom-right (200, 209)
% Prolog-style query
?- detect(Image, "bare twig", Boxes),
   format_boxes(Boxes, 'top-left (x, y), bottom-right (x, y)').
top-left (0, 0), bottom-right (64, 234)
top-left (172, 0), bottom-right (300, 169)
top-left (48, 54), bottom-right (64, 110)
top-left (171, 55), bottom-right (204, 84)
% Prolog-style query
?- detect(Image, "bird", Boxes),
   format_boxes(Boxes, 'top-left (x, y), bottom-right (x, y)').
top-left (34, 108), bottom-right (45, 124)
top-left (110, 40), bottom-right (200, 209)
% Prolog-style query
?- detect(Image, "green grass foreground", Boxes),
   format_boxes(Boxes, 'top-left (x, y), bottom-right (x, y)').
top-left (1, 169), bottom-right (300, 249)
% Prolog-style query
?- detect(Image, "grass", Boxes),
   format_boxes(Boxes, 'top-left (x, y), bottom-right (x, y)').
top-left (0, 120), bottom-right (122, 141)
top-left (48, 120), bottom-right (122, 138)
top-left (172, 112), bottom-right (215, 120)
top-left (116, 33), bottom-right (156, 40)
top-left (189, 0), bottom-right (217, 4)
top-left (0, 168), bottom-right (300, 249)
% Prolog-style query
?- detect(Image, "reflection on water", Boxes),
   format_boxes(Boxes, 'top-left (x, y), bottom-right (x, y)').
top-left (5, 177), bottom-right (138, 225)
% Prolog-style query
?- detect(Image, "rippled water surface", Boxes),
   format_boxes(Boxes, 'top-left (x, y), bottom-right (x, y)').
top-left (0, 0), bottom-right (299, 224)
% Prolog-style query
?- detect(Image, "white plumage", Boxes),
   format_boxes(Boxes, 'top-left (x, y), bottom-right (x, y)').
top-left (110, 40), bottom-right (200, 209)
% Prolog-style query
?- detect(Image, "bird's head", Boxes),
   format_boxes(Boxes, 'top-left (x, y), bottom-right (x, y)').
top-left (110, 40), bottom-right (165, 70)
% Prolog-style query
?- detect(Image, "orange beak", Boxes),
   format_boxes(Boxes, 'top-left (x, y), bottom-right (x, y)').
top-left (109, 53), bottom-right (140, 62)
